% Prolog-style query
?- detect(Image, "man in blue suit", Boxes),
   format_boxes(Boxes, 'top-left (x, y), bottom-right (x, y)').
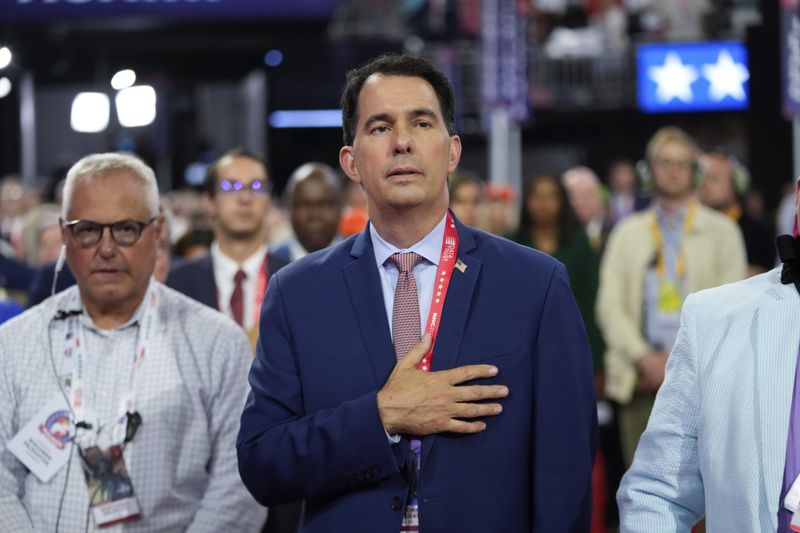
top-left (237, 54), bottom-right (597, 532)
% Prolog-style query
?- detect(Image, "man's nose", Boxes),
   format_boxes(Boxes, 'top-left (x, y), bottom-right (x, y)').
top-left (97, 227), bottom-right (118, 257)
top-left (392, 128), bottom-right (413, 155)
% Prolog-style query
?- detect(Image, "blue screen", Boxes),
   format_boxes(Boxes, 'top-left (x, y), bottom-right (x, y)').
top-left (637, 41), bottom-right (749, 113)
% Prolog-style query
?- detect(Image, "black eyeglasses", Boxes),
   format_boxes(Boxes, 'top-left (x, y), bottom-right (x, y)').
top-left (216, 178), bottom-right (271, 195)
top-left (64, 217), bottom-right (157, 247)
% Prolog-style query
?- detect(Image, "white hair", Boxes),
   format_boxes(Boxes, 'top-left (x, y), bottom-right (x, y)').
top-left (61, 152), bottom-right (159, 218)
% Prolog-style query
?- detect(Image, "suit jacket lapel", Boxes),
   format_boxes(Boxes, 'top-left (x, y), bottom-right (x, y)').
top-left (342, 229), bottom-right (396, 387)
top-left (757, 279), bottom-right (800, 526)
top-left (199, 255), bottom-right (219, 309)
top-left (421, 219), bottom-right (482, 469)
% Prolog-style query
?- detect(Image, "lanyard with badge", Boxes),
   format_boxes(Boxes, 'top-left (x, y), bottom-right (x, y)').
top-left (8, 287), bottom-right (156, 528)
top-left (401, 212), bottom-right (459, 532)
top-left (649, 202), bottom-right (698, 313)
top-left (71, 286), bottom-right (155, 527)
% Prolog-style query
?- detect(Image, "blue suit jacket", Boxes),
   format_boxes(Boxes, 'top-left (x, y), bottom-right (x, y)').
top-left (166, 251), bottom-right (289, 309)
top-left (238, 216), bottom-right (597, 532)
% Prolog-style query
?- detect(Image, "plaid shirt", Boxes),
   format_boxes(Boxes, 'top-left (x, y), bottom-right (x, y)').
top-left (0, 281), bottom-right (266, 532)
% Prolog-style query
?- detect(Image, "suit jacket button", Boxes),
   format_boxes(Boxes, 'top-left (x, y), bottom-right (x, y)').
top-left (391, 497), bottom-right (402, 511)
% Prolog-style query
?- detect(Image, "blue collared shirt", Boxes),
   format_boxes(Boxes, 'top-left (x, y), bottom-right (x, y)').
top-left (370, 213), bottom-right (447, 340)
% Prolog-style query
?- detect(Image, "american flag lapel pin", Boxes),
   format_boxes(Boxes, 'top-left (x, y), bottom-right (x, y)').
top-left (455, 258), bottom-right (467, 273)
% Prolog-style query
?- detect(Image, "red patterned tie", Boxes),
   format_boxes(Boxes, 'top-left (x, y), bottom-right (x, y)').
top-left (388, 252), bottom-right (424, 359)
top-left (230, 269), bottom-right (246, 327)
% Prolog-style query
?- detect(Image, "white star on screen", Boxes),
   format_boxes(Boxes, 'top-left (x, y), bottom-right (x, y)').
top-left (702, 49), bottom-right (749, 102)
top-left (648, 52), bottom-right (699, 103)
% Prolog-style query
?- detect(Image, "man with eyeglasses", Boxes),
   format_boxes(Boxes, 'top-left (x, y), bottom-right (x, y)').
top-left (597, 126), bottom-right (747, 467)
top-left (0, 152), bottom-right (265, 532)
top-left (167, 148), bottom-right (289, 350)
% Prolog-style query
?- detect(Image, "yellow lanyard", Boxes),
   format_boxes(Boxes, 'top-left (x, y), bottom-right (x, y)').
top-left (649, 202), bottom-right (698, 278)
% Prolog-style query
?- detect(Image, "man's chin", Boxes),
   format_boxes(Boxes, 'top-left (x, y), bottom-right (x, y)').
top-left (222, 226), bottom-right (263, 241)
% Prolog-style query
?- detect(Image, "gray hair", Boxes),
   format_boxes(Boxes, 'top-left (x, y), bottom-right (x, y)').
top-left (62, 152), bottom-right (159, 218)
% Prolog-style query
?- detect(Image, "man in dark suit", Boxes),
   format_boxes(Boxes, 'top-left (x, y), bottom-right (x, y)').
top-left (167, 148), bottom-right (289, 348)
top-left (238, 55), bottom-right (596, 532)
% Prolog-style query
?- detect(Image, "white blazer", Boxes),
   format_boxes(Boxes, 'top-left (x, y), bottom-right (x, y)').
top-left (619, 268), bottom-right (800, 532)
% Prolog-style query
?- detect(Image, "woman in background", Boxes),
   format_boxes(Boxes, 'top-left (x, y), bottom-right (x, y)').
top-left (512, 173), bottom-right (604, 372)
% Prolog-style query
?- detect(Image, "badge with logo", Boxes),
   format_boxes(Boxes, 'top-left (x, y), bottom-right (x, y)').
top-left (39, 410), bottom-right (72, 450)
top-left (8, 395), bottom-right (74, 482)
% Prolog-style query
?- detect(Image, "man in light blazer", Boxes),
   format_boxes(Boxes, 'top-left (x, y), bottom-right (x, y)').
top-left (619, 180), bottom-right (800, 532)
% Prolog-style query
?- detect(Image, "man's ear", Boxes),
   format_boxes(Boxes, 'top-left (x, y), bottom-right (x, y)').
top-left (339, 146), bottom-right (361, 185)
top-left (448, 135), bottom-right (462, 174)
top-left (153, 214), bottom-right (166, 242)
top-left (203, 194), bottom-right (217, 219)
top-left (59, 217), bottom-right (68, 245)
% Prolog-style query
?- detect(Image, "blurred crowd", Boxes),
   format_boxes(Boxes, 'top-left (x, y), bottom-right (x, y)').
top-left (0, 125), bottom-right (795, 532)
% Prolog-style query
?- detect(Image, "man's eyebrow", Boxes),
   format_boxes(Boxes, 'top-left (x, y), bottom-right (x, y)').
top-left (362, 108), bottom-right (440, 130)
top-left (363, 113), bottom-right (392, 130)
top-left (408, 108), bottom-right (438, 121)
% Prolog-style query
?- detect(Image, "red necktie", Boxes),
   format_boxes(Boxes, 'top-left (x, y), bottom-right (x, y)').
top-left (230, 269), bottom-right (246, 327)
top-left (388, 252), bottom-right (424, 359)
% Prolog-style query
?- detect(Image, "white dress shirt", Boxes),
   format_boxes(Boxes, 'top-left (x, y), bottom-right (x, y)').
top-left (370, 213), bottom-right (447, 339)
top-left (210, 242), bottom-right (269, 332)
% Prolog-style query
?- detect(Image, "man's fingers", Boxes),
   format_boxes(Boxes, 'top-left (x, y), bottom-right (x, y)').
top-left (444, 419), bottom-right (488, 434)
top-left (444, 364), bottom-right (499, 385)
top-left (452, 402), bottom-right (504, 419)
top-left (399, 333), bottom-right (432, 368)
top-left (453, 384), bottom-right (509, 402)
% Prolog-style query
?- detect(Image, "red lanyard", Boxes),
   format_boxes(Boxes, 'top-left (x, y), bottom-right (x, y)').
top-left (252, 252), bottom-right (269, 326)
top-left (418, 212), bottom-right (459, 372)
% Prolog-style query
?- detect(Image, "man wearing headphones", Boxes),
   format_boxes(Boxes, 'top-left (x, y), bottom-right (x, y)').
top-left (596, 126), bottom-right (747, 465)
top-left (699, 150), bottom-right (777, 276)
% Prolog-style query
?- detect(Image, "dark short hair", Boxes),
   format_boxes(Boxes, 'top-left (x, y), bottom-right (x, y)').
top-left (339, 54), bottom-right (457, 146)
top-left (203, 147), bottom-right (269, 196)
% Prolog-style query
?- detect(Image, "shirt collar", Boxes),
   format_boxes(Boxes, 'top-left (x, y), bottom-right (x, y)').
top-left (370, 213), bottom-right (447, 269)
top-left (210, 241), bottom-right (268, 280)
top-left (77, 278), bottom-right (157, 333)
top-left (653, 202), bottom-right (689, 230)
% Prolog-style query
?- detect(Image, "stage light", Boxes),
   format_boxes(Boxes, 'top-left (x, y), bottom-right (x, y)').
top-left (264, 50), bottom-right (283, 67)
top-left (70, 92), bottom-right (110, 133)
top-left (116, 85), bottom-right (156, 127)
top-left (0, 77), bottom-right (11, 99)
top-left (111, 69), bottom-right (136, 90)
top-left (0, 47), bottom-right (11, 70)
top-left (269, 109), bottom-right (341, 128)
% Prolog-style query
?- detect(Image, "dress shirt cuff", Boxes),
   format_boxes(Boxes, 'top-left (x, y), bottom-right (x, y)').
top-left (385, 429), bottom-right (401, 444)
